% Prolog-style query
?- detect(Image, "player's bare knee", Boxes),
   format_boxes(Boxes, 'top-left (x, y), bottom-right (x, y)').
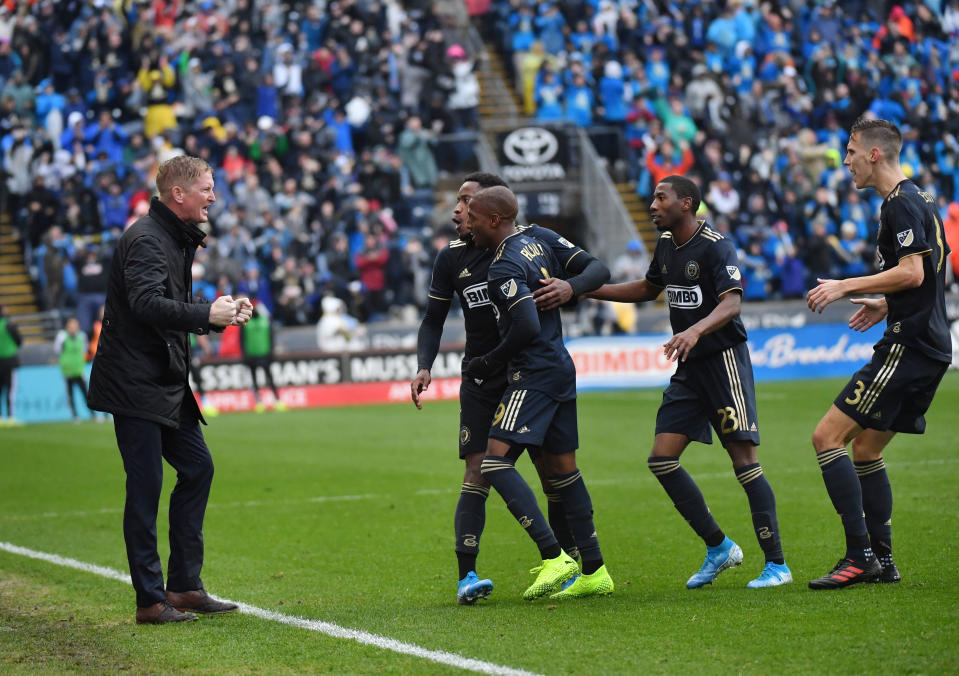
top-left (725, 441), bottom-right (757, 468)
top-left (546, 452), bottom-right (576, 475)
top-left (811, 422), bottom-right (837, 452)
top-left (463, 454), bottom-right (488, 485)
top-left (850, 437), bottom-right (882, 462)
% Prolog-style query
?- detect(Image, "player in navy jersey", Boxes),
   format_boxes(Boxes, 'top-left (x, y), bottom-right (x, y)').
top-left (806, 118), bottom-right (952, 589)
top-left (588, 175), bottom-right (792, 589)
top-left (411, 173), bottom-right (610, 604)
top-left (462, 185), bottom-right (613, 600)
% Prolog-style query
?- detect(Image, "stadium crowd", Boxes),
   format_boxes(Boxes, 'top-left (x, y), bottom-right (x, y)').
top-left (491, 0), bottom-right (959, 300)
top-left (1, 0), bottom-right (958, 337)
top-left (1, 0), bottom-right (482, 334)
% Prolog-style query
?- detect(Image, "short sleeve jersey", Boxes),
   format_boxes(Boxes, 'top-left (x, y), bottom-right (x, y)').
top-left (427, 239), bottom-right (499, 361)
top-left (645, 220), bottom-right (747, 359)
top-left (875, 180), bottom-right (952, 363)
top-left (487, 232), bottom-right (577, 400)
top-left (521, 224), bottom-right (589, 276)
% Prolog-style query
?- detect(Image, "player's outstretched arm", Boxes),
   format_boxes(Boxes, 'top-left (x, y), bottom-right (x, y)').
top-left (411, 295), bottom-right (451, 409)
top-left (806, 253), bottom-right (924, 313)
top-left (586, 279), bottom-right (661, 303)
top-left (664, 290), bottom-right (741, 362)
top-left (533, 256), bottom-right (611, 311)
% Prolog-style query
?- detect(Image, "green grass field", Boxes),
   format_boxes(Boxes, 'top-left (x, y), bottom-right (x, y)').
top-left (1, 374), bottom-right (958, 674)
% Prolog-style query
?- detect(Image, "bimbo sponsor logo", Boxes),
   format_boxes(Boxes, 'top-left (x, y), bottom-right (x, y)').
top-left (665, 284), bottom-right (702, 309)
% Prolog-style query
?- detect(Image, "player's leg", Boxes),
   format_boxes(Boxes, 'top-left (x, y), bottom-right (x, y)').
top-left (851, 429), bottom-right (898, 583)
top-left (544, 427), bottom-right (614, 599)
top-left (845, 353), bottom-right (948, 585)
top-left (455, 451), bottom-right (493, 604)
top-left (808, 403), bottom-right (880, 588)
top-left (652, 431), bottom-right (743, 588)
top-left (807, 344), bottom-right (923, 588)
top-left (480, 389), bottom-right (576, 599)
top-left (247, 358), bottom-right (265, 411)
top-left (725, 441), bottom-right (790, 588)
top-left (260, 356), bottom-right (285, 408)
top-left (77, 376), bottom-right (91, 416)
top-left (65, 376), bottom-right (79, 419)
top-left (708, 344), bottom-right (789, 587)
top-left (0, 365), bottom-right (10, 418)
top-left (540, 403), bottom-right (601, 573)
top-left (651, 368), bottom-right (740, 587)
top-left (454, 379), bottom-right (497, 604)
top-left (532, 453), bottom-right (578, 564)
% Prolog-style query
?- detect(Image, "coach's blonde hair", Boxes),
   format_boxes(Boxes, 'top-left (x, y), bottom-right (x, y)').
top-left (155, 155), bottom-right (213, 197)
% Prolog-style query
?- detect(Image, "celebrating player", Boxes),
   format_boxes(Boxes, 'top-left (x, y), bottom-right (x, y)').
top-left (588, 175), bottom-right (791, 589)
top-left (462, 185), bottom-right (613, 600)
top-left (805, 118), bottom-right (951, 589)
top-left (411, 174), bottom-right (610, 604)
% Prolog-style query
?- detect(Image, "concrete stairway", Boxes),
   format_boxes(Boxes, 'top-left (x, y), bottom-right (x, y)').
top-left (0, 221), bottom-right (47, 344)
top-left (615, 182), bottom-right (656, 252)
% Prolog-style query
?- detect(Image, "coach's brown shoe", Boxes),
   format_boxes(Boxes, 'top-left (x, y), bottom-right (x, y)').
top-left (166, 589), bottom-right (238, 614)
top-left (135, 601), bottom-right (198, 624)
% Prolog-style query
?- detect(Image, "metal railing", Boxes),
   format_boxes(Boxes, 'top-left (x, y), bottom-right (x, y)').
top-left (577, 127), bottom-right (642, 262)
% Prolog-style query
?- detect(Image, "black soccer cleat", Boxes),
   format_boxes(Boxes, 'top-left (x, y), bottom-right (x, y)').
top-left (869, 555), bottom-right (901, 584)
top-left (808, 557), bottom-right (881, 589)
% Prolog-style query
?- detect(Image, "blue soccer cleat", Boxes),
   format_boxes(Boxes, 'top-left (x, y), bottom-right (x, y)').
top-left (746, 561), bottom-right (793, 588)
top-left (686, 536), bottom-right (743, 589)
top-left (457, 571), bottom-right (493, 605)
top-left (557, 573), bottom-right (580, 592)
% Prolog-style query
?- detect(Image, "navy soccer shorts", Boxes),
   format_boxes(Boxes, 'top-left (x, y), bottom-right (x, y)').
top-left (458, 375), bottom-right (505, 458)
top-left (488, 386), bottom-right (579, 454)
top-left (835, 341), bottom-right (948, 434)
top-left (655, 342), bottom-right (760, 446)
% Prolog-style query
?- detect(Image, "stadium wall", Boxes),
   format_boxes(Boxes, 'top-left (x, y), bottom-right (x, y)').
top-left (10, 322), bottom-right (944, 425)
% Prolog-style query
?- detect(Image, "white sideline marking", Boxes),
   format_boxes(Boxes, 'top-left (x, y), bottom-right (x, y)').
top-left (0, 541), bottom-right (543, 676)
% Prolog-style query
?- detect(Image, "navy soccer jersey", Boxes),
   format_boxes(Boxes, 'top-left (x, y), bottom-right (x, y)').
top-left (487, 231), bottom-right (577, 401)
top-left (645, 220), bottom-right (747, 359)
top-left (875, 180), bottom-right (952, 363)
top-left (426, 225), bottom-right (593, 364)
top-left (427, 238), bottom-right (500, 362)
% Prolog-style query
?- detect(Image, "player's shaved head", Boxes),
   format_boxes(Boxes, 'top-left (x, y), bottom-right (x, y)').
top-left (471, 186), bottom-right (518, 222)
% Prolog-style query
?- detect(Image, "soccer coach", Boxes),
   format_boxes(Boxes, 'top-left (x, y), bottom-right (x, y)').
top-left (89, 155), bottom-right (253, 624)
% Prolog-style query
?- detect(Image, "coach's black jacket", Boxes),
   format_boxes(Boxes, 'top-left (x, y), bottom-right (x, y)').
top-left (89, 197), bottom-right (212, 427)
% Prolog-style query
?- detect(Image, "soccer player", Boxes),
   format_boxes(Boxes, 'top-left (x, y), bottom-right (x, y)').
top-left (411, 173), bottom-right (610, 604)
top-left (805, 117), bottom-right (951, 589)
top-left (588, 175), bottom-right (792, 589)
top-left (462, 185), bottom-right (613, 600)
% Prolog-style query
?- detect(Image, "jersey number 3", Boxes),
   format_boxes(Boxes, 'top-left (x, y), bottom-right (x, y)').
top-left (844, 379), bottom-right (865, 406)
